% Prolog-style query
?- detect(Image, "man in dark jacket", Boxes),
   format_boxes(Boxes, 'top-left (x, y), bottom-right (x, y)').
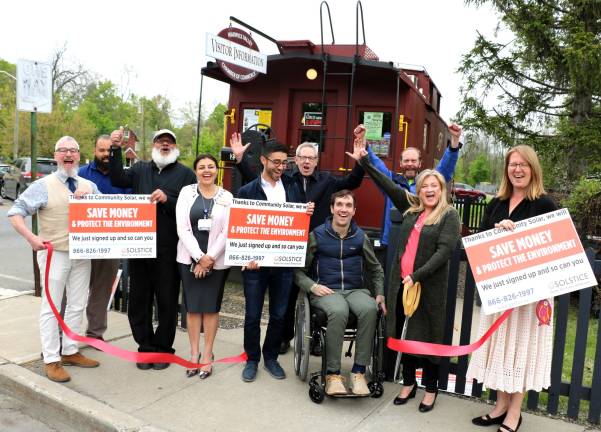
top-left (230, 133), bottom-right (365, 353)
top-left (109, 128), bottom-right (196, 370)
top-left (295, 190), bottom-right (386, 396)
top-left (237, 141), bottom-right (313, 383)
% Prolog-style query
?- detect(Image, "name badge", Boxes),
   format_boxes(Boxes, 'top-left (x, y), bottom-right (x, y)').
top-left (198, 218), bottom-right (212, 231)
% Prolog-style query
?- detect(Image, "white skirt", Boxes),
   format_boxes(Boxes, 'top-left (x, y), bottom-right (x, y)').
top-left (466, 301), bottom-right (553, 393)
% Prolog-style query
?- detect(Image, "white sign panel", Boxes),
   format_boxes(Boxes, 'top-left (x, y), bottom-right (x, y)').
top-left (206, 33), bottom-right (267, 74)
top-left (17, 59), bottom-right (53, 113)
top-left (463, 209), bottom-right (597, 314)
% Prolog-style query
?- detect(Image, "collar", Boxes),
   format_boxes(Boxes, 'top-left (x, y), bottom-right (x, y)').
top-left (54, 170), bottom-right (77, 183)
top-left (260, 175), bottom-right (283, 189)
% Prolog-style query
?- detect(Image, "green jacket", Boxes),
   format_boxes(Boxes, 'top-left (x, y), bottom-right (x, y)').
top-left (295, 230), bottom-right (384, 298)
top-left (360, 155), bottom-right (460, 362)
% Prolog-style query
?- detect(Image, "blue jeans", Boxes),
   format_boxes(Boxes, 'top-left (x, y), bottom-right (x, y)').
top-left (243, 267), bottom-right (293, 362)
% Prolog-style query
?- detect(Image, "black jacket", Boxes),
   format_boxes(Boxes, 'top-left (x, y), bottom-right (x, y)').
top-left (237, 157), bottom-right (364, 230)
top-left (109, 147), bottom-right (196, 250)
top-left (236, 173), bottom-right (303, 203)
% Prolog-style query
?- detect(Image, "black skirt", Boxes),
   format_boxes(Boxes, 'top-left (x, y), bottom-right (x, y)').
top-left (179, 264), bottom-right (229, 313)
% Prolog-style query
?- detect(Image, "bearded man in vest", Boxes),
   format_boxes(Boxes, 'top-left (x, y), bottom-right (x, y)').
top-left (8, 136), bottom-right (101, 383)
top-left (295, 189), bottom-right (386, 396)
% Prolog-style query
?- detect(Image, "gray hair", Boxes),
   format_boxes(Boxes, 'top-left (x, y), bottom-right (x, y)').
top-left (295, 142), bottom-right (319, 157)
top-left (55, 136), bottom-right (80, 150)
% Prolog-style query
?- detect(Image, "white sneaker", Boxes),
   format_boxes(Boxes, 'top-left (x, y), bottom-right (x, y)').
top-left (325, 374), bottom-right (347, 395)
top-left (350, 372), bottom-right (370, 395)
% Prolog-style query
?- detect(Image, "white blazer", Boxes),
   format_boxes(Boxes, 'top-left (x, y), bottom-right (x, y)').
top-left (176, 184), bottom-right (233, 269)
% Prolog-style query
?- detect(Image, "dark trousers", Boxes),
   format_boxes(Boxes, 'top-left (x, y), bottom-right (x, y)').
top-left (86, 259), bottom-right (120, 338)
top-left (128, 252), bottom-right (180, 353)
top-left (282, 282), bottom-right (300, 342)
top-left (243, 267), bottom-right (293, 362)
top-left (402, 354), bottom-right (439, 393)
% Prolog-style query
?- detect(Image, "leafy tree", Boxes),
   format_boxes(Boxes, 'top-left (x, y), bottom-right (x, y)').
top-left (79, 81), bottom-right (138, 136)
top-left (458, 0), bottom-right (601, 188)
top-left (468, 153), bottom-right (492, 184)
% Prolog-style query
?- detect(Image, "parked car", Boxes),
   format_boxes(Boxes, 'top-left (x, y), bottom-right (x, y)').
top-left (452, 182), bottom-right (487, 202)
top-left (1, 157), bottom-right (57, 200)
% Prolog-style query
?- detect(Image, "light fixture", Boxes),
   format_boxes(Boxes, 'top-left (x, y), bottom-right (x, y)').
top-left (306, 68), bottom-right (318, 80)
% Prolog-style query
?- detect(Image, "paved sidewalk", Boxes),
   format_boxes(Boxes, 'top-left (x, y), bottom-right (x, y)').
top-left (0, 293), bottom-right (591, 432)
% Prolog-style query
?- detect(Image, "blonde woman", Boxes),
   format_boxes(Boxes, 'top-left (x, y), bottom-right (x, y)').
top-left (176, 154), bottom-right (233, 379)
top-left (467, 145), bottom-right (557, 432)
top-left (349, 143), bottom-right (460, 412)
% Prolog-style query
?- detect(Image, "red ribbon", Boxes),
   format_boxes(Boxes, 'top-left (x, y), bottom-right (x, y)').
top-left (42, 242), bottom-right (247, 368)
top-left (387, 308), bottom-right (513, 357)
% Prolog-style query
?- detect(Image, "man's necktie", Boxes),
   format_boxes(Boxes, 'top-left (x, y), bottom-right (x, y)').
top-left (66, 177), bottom-right (76, 193)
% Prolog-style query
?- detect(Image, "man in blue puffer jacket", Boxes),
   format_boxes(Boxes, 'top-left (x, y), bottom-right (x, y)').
top-left (295, 190), bottom-right (386, 396)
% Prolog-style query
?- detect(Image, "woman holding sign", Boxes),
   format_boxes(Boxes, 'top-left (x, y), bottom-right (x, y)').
top-left (176, 154), bottom-right (233, 379)
top-left (349, 134), bottom-right (460, 413)
top-left (467, 145), bottom-right (557, 432)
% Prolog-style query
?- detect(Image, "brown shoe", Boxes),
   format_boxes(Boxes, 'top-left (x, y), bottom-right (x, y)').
top-left (325, 374), bottom-right (347, 395)
top-left (61, 352), bottom-right (100, 368)
top-left (350, 372), bottom-right (370, 396)
top-left (45, 362), bottom-right (71, 382)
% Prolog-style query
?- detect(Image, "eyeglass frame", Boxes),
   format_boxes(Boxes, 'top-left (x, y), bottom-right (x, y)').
top-left (55, 147), bottom-right (80, 154)
top-left (296, 155), bottom-right (318, 162)
top-left (264, 157), bottom-right (289, 167)
top-left (507, 162), bottom-right (530, 169)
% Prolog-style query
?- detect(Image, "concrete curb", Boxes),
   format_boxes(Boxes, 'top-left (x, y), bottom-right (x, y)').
top-left (0, 363), bottom-right (166, 432)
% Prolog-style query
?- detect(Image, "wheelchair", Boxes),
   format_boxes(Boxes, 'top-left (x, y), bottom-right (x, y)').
top-left (293, 292), bottom-right (386, 404)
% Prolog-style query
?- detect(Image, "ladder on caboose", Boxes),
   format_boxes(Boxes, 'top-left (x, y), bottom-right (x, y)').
top-left (318, 1), bottom-right (366, 171)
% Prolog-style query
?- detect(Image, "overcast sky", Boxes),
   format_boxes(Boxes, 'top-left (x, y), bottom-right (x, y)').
top-left (1, 0), bottom-right (500, 124)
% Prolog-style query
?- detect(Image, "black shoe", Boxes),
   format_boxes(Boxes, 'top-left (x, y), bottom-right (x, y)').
top-left (497, 415), bottom-right (522, 432)
top-left (418, 390), bottom-right (438, 412)
top-left (393, 383), bottom-right (417, 405)
top-left (279, 340), bottom-right (291, 355)
top-left (152, 362), bottom-right (170, 370)
top-left (136, 362), bottom-right (153, 370)
top-left (472, 412), bottom-right (507, 426)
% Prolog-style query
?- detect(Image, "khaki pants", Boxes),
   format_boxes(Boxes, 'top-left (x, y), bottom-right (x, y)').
top-left (86, 259), bottom-right (120, 338)
top-left (310, 289), bottom-right (377, 372)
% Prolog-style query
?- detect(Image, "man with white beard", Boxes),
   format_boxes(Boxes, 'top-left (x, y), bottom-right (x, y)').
top-left (8, 136), bottom-right (101, 383)
top-left (109, 128), bottom-right (196, 369)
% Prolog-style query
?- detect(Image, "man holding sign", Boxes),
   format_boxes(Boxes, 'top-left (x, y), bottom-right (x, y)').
top-left (236, 141), bottom-right (314, 383)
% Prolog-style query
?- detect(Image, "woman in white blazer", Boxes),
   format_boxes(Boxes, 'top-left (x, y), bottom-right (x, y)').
top-left (176, 154), bottom-right (233, 379)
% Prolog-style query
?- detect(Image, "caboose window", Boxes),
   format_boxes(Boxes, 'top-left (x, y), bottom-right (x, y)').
top-left (301, 102), bottom-right (325, 126)
top-left (359, 111), bottom-right (392, 157)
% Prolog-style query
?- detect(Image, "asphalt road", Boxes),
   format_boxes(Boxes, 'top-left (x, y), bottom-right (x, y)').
top-left (0, 201), bottom-right (36, 293)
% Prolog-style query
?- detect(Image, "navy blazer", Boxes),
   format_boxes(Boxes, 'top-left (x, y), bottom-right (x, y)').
top-left (237, 174), bottom-right (304, 203)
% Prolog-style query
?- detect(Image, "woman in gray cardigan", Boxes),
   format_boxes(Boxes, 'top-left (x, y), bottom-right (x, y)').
top-left (355, 150), bottom-right (460, 412)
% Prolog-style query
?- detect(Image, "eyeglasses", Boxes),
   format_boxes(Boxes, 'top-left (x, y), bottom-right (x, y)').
top-left (297, 156), bottom-right (318, 162)
top-left (56, 148), bottom-right (80, 154)
top-left (508, 162), bottom-right (530, 169)
top-left (266, 157), bottom-right (288, 167)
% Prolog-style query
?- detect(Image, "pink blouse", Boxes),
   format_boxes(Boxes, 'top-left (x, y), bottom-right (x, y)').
top-left (400, 212), bottom-right (428, 278)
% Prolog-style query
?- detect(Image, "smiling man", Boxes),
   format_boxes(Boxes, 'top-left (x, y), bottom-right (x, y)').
top-left (295, 189), bottom-right (385, 396)
top-left (7, 136), bottom-right (101, 383)
top-left (109, 128), bottom-right (196, 370)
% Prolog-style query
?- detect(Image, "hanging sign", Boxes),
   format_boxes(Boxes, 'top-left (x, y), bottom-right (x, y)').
top-left (206, 27), bottom-right (267, 82)
top-left (17, 59), bottom-right (53, 113)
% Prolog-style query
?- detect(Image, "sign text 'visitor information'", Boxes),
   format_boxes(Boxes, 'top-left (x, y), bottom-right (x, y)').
top-left (463, 209), bottom-right (596, 314)
top-left (225, 199), bottom-right (310, 267)
top-left (68, 195), bottom-right (156, 259)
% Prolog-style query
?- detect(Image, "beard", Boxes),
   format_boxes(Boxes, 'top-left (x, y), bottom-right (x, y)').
top-left (94, 156), bottom-right (109, 172)
top-left (152, 147), bottom-right (180, 169)
top-left (57, 164), bottom-right (78, 178)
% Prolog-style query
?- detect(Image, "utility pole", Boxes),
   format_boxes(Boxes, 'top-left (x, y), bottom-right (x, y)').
top-left (0, 70), bottom-right (19, 159)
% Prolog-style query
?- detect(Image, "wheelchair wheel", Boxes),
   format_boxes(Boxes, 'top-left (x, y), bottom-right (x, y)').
top-left (368, 312), bottom-right (385, 380)
top-left (293, 294), bottom-right (311, 381)
top-left (368, 381), bottom-right (384, 398)
top-left (309, 381), bottom-right (325, 404)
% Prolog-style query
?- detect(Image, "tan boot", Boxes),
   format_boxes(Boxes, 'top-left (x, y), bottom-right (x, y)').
top-left (350, 372), bottom-right (370, 395)
top-left (325, 374), bottom-right (347, 395)
top-left (61, 352), bottom-right (100, 368)
top-left (45, 362), bottom-right (71, 382)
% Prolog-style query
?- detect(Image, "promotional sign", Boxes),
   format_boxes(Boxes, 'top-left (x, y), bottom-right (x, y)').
top-left (364, 112), bottom-right (384, 140)
top-left (68, 195), bottom-right (156, 259)
top-left (463, 208), bottom-right (596, 315)
top-left (303, 112), bottom-right (322, 126)
top-left (224, 198), bottom-right (310, 267)
top-left (17, 59), bottom-right (53, 113)
top-left (206, 27), bottom-right (267, 82)
top-left (243, 108), bottom-right (272, 130)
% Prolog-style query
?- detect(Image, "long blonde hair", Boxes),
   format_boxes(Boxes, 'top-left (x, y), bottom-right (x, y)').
top-left (404, 169), bottom-right (453, 225)
top-left (497, 145), bottom-right (545, 200)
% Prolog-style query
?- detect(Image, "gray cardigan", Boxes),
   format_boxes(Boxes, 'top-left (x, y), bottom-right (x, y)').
top-left (360, 155), bottom-right (460, 362)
